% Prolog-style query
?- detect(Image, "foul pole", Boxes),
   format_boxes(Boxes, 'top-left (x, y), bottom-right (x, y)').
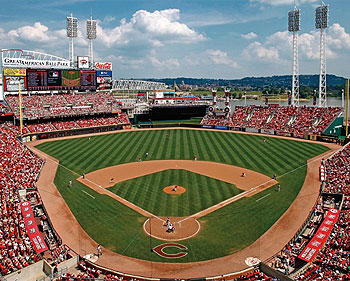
top-left (18, 81), bottom-right (23, 137)
top-left (346, 79), bottom-right (349, 137)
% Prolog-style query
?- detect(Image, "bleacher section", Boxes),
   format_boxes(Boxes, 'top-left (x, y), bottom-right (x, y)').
top-left (5, 92), bottom-right (122, 119)
top-left (201, 105), bottom-right (342, 137)
top-left (0, 126), bottom-right (62, 276)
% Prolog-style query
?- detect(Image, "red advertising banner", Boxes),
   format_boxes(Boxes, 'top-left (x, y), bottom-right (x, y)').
top-left (298, 208), bottom-right (340, 262)
top-left (20, 201), bottom-right (48, 254)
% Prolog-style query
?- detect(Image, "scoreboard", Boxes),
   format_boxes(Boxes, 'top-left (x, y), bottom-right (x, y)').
top-left (3, 67), bottom-right (112, 92)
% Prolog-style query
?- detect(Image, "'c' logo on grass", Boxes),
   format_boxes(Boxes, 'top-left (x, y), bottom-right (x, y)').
top-left (152, 243), bottom-right (188, 258)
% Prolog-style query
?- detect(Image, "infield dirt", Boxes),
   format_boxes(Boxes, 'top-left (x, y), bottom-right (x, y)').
top-left (27, 128), bottom-right (340, 278)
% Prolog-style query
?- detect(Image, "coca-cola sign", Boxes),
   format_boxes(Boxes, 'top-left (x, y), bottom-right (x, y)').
top-left (94, 62), bottom-right (112, 70)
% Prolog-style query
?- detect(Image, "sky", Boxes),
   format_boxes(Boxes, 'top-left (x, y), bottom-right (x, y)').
top-left (0, 0), bottom-right (349, 79)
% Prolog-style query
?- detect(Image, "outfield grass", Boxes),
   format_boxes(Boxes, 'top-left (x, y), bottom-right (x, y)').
top-left (36, 129), bottom-right (329, 262)
top-left (109, 169), bottom-right (242, 216)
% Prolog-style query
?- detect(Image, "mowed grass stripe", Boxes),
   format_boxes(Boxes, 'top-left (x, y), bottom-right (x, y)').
top-left (112, 131), bottom-right (146, 164)
top-left (99, 132), bottom-right (135, 168)
top-left (266, 137), bottom-right (307, 165)
top-left (60, 136), bottom-right (106, 168)
top-left (109, 169), bottom-right (242, 216)
top-left (237, 135), bottom-right (281, 174)
top-left (194, 130), bottom-right (212, 161)
top-left (80, 134), bottom-right (117, 171)
top-left (88, 134), bottom-right (123, 170)
top-left (204, 131), bottom-right (227, 164)
top-left (36, 129), bottom-right (330, 262)
top-left (220, 133), bottom-right (249, 168)
top-left (122, 131), bottom-right (150, 163)
top-left (181, 130), bottom-right (191, 159)
top-left (260, 139), bottom-right (303, 172)
top-left (70, 136), bottom-right (115, 171)
top-left (224, 133), bottom-right (254, 168)
top-left (230, 134), bottom-right (262, 172)
top-left (49, 138), bottom-right (84, 161)
top-left (145, 130), bottom-right (162, 160)
top-left (116, 131), bottom-right (147, 163)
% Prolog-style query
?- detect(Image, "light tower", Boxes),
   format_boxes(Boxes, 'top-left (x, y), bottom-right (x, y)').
top-left (67, 14), bottom-right (78, 66)
top-left (288, 2), bottom-right (300, 106)
top-left (87, 16), bottom-right (97, 68)
top-left (315, 1), bottom-right (329, 107)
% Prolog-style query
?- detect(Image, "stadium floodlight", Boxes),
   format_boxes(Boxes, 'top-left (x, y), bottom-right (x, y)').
top-left (87, 16), bottom-right (97, 67)
top-left (315, 2), bottom-right (329, 107)
top-left (288, 5), bottom-right (301, 106)
top-left (67, 14), bottom-right (78, 66)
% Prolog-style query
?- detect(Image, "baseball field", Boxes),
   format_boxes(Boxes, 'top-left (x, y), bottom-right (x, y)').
top-left (35, 128), bottom-right (329, 263)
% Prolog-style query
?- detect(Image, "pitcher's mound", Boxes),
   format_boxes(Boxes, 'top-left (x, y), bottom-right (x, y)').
top-left (163, 185), bottom-right (186, 195)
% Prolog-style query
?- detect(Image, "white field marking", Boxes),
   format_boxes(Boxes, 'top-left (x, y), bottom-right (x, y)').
top-left (27, 140), bottom-right (341, 227)
top-left (143, 218), bottom-right (201, 242)
top-left (256, 193), bottom-right (271, 202)
top-left (178, 147), bottom-right (340, 224)
top-left (81, 190), bottom-right (95, 199)
top-left (27, 145), bottom-right (164, 223)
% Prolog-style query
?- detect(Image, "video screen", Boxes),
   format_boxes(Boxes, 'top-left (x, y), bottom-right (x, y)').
top-left (80, 70), bottom-right (96, 90)
top-left (4, 76), bottom-right (26, 91)
top-left (62, 70), bottom-right (81, 89)
top-left (47, 70), bottom-right (62, 87)
top-left (27, 69), bottom-right (48, 90)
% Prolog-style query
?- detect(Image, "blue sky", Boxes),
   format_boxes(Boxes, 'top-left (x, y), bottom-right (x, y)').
top-left (0, 0), bottom-right (349, 79)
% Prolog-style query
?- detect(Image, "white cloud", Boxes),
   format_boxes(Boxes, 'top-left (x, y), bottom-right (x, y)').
top-left (243, 41), bottom-right (280, 61)
top-left (243, 23), bottom-right (350, 63)
top-left (327, 23), bottom-right (350, 50)
top-left (249, 0), bottom-right (318, 6)
top-left (149, 56), bottom-right (180, 69)
top-left (241, 32), bottom-right (258, 40)
top-left (206, 49), bottom-right (238, 68)
top-left (95, 9), bottom-right (205, 48)
top-left (0, 8), bottom-right (204, 55)
top-left (13, 22), bottom-right (50, 42)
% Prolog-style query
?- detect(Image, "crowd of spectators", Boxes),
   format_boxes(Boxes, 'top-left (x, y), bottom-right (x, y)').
top-left (323, 145), bottom-right (350, 194)
top-left (233, 269), bottom-right (277, 280)
top-left (201, 105), bottom-right (342, 137)
top-left (3, 114), bottom-right (129, 134)
top-left (0, 103), bottom-right (11, 114)
top-left (293, 144), bottom-right (350, 280)
top-left (5, 92), bottom-right (122, 119)
top-left (0, 126), bottom-right (44, 275)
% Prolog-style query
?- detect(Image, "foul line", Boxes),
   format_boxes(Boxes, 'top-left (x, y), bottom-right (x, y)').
top-left (256, 193), bottom-right (271, 202)
top-left (27, 145), bottom-right (164, 224)
top-left (81, 190), bottom-right (95, 199)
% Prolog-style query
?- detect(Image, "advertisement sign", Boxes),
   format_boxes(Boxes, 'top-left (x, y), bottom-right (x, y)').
top-left (3, 57), bottom-right (70, 69)
top-left (80, 70), bottom-right (96, 90)
top-left (3, 68), bottom-right (26, 76)
top-left (78, 56), bottom-right (89, 69)
top-left (96, 70), bottom-right (112, 77)
top-left (94, 62), bottom-right (112, 70)
top-left (201, 125), bottom-right (213, 129)
top-left (298, 208), bottom-right (340, 263)
top-left (20, 201), bottom-right (48, 254)
top-left (215, 125), bottom-right (228, 130)
top-left (4, 76), bottom-right (26, 91)
top-left (96, 76), bottom-right (112, 89)
top-left (62, 70), bottom-right (81, 88)
top-left (261, 129), bottom-right (275, 135)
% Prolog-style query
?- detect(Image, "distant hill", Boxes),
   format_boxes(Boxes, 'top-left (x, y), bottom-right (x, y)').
top-left (144, 74), bottom-right (346, 88)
